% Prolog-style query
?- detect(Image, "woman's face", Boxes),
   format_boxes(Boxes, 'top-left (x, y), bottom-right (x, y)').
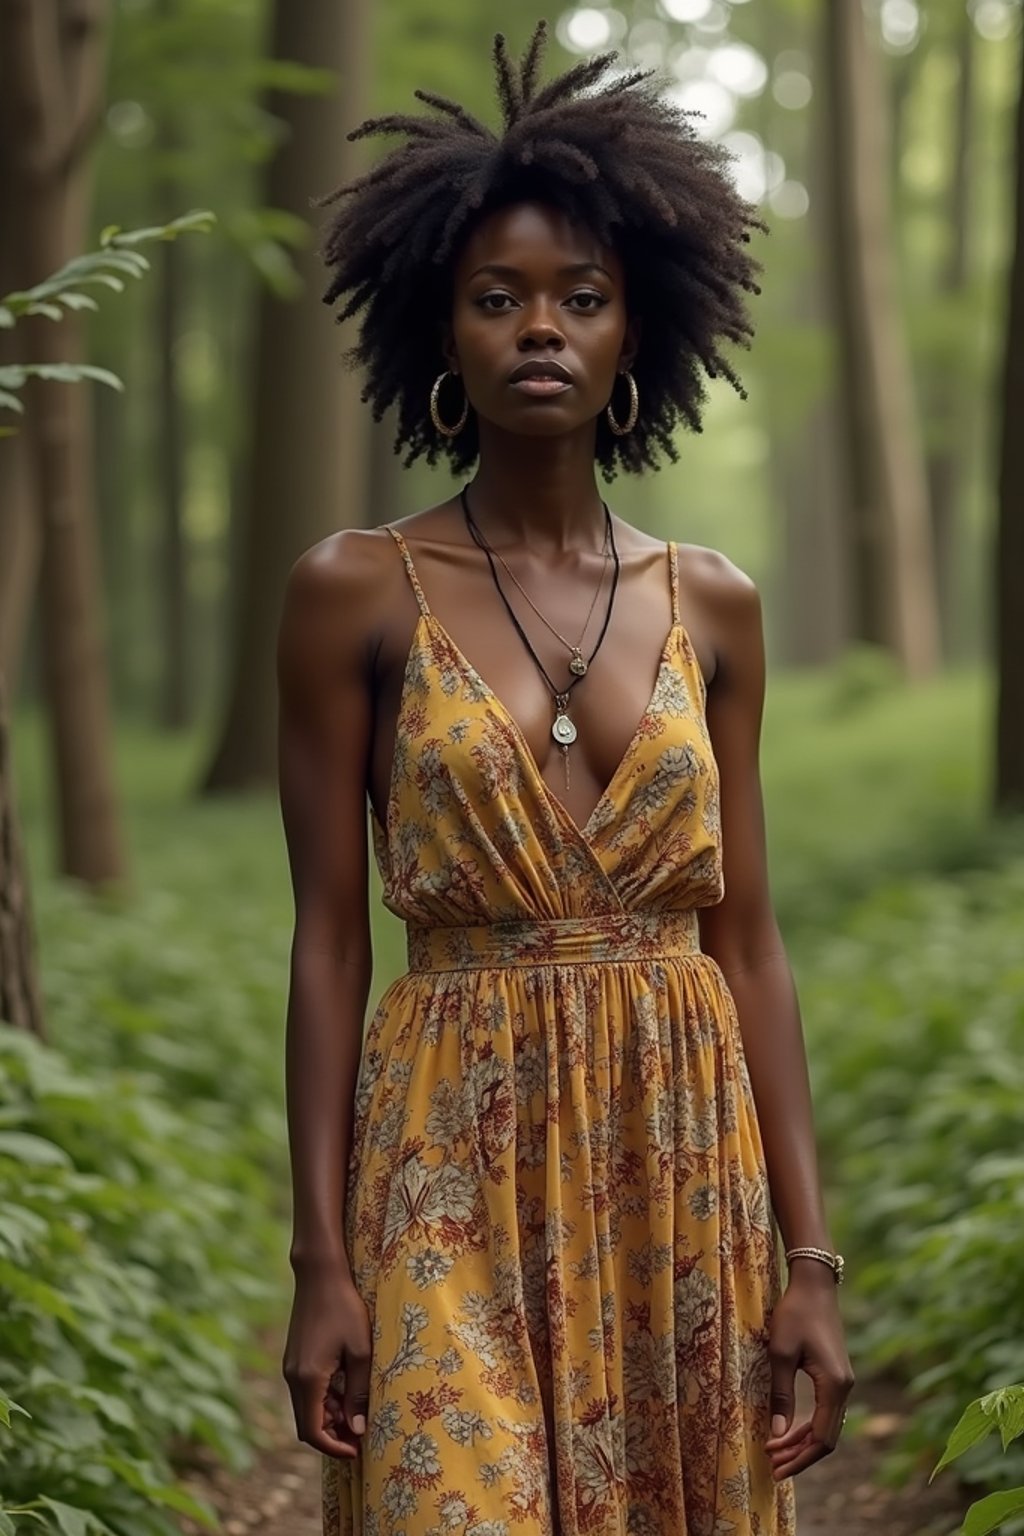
top-left (445, 200), bottom-right (637, 441)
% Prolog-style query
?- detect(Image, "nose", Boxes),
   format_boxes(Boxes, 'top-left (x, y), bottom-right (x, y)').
top-left (516, 302), bottom-right (566, 351)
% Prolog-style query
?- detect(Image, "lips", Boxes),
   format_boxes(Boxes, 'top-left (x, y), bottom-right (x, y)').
top-left (507, 359), bottom-right (574, 385)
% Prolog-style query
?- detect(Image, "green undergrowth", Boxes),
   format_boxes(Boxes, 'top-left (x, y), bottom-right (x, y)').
top-left (4, 663), bottom-right (1021, 1528)
top-left (3, 739), bottom-right (293, 1534)
top-left (797, 859), bottom-right (1024, 1501)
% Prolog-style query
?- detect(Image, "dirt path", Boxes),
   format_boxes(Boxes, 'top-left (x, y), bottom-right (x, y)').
top-left (178, 1336), bottom-right (972, 1536)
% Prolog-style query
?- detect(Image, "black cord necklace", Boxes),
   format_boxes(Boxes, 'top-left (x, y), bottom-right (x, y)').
top-left (459, 485), bottom-right (621, 790)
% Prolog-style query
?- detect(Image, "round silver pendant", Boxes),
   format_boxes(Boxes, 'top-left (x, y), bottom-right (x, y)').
top-left (569, 652), bottom-right (588, 677)
top-left (552, 712), bottom-right (577, 746)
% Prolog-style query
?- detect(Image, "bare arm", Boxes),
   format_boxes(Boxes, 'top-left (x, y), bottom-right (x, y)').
top-left (697, 561), bottom-right (854, 1481)
top-left (277, 530), bottom-right (379, 1458)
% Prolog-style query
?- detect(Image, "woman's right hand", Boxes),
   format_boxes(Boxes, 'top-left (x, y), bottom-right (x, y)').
top-left (282, 1260), bottom-right (372, 1460)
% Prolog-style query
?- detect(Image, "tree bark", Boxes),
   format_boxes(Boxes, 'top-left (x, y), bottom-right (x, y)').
top-left (994, 40), bottom-right (1024, 813)
top-left (0, 107), bottom-right (41, 696)
top-left (0, 674), bottom-right (46, 1038)
top-left (201, 0), bottom-right (373, 791)
top-left (926, 6), bottom-right (975, 659)
top-left (821, 0), bottom-right (940, 678)
top-left (157, 126), bottom-right (190, 729)
top-left (0, 0), bottom-right (127, 884)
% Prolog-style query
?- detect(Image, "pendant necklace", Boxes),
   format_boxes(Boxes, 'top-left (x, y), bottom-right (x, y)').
top-left (460, 486), bottom-right (621, 790)
top-left (477, 519), bottom-right (611, 679)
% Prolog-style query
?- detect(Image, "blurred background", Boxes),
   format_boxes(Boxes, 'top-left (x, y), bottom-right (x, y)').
top-left (1, 1), bottom-right (1023, 1533)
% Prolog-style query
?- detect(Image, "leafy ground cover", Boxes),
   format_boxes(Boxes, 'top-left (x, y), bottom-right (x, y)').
top-left (4, 665), bottom-right (1022, 1532)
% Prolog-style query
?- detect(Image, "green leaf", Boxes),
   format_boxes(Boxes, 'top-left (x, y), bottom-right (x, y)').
top-left (36, 1499), bottom-right (92, 1536)
top-left (962, 1488), bottom-right (1024, 1536)
top-left (979, 1386), bottom-right (1024, 1451)
top-left (932, 1397), bottom-right (995, 1478)
top-left (0, 1512), bottom-right (16, 1535)
top-left (0, 1131), bottom-right (72, 1168)
top-left (0, 1388), bottom-right (32, 1427)
top-left (55, 292), bottom-right (100, 314)
top-left (0, 363), bottom-right (124, 393)
top-left (0, 389), bottom-right (25, 413)
top-left (99, 1455), bottom-right (216, 1525)
top-left (103, 209), bottom-right (215, 248)
top-left (25, 302), bottom-right (64, 322)
top-left (0, 1256), bottom-right (78, 1324)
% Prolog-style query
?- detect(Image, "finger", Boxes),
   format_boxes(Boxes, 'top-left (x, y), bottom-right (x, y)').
top-left (325, 1382), bottom-right (348, 1438)
top-left (342, 1344), bottom-right (372, 1438)
top-left (772, 1439), bottom-right (832, 1481)
top-left (810, 1370), bottom-right (853, 1454)
top-left (768, 1345), bottom-right (798, 1443)
top-left (289, 1375), bottom-right (359, 1460)
top-left (765, 1412), bottom-right (812, 1450)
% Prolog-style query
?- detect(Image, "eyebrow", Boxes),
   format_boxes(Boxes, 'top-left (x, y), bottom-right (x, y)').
top-left (468, 261), bottom-right (614, 282)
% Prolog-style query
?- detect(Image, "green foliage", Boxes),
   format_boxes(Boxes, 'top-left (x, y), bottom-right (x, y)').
top-left (0, 213), bottom-right (215, 428)
top-left (0, 1027), bottom-right (258, 1533)
top-left (797, 863), bottom-right (1024, 1492)
top-left (0, 737), bottom-right (291, 1535)
top-left (933, 1386), bottom-right (1024, 1535)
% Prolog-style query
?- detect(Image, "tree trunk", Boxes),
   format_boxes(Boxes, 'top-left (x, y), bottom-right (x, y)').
top-left (774, 7), bottom-right (847, 667)
top-left (157, 181), bottom-right (189, 729)
top-left (0, 674), bottom-right (46, 1038)
top-left (821, 0), bottom-right (940, 678)
top-left (201, 0), bottom-right (373, 792)
top-left (994, 40), bottom-right (1024, 813)
top-left (0, 0), bottom-right (127, 885)
top-left (926, 6), bottom-right (975, 659)
top-left (0, 118), bottom-right (41, 696)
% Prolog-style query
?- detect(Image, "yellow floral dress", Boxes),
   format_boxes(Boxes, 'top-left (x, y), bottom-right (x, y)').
top-left (322, 528), bottom-right (796, 1536)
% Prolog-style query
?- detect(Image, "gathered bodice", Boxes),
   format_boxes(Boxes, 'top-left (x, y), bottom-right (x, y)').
top-left (371, 528), bottom-right (724, 933)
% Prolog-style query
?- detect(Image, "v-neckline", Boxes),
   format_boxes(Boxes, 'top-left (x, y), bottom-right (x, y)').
top-left (421, 611), bottom-right (683, 848)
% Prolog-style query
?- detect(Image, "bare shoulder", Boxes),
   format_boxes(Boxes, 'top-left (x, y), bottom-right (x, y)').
top-left (284, 525), bottom-right (406, 615)
top-left (677, 543), bottom-right (763, 693)
top-left (277, 526), bottom-right (412, 703)
top-left (678, 542), bottom-right (760, 617)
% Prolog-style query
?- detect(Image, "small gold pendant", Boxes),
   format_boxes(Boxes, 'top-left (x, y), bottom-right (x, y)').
top-left (569, 649), bottom-right (588, 677)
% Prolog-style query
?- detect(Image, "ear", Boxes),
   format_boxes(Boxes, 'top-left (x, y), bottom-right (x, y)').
top-left (440, 321), bottom-right (460, 376)
top-left (619, 314), bottom-right (641, 373)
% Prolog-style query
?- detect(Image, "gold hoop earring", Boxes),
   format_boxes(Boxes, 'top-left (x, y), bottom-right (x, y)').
top-left (606, 370), bottom-right (639, 436)
top-left (430, 371), bottom-right (468, 437)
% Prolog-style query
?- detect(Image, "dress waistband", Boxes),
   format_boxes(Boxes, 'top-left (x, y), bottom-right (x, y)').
top-left (406, 911), bottom-right (701, 972)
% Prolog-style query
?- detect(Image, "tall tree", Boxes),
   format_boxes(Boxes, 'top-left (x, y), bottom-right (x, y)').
top-left (995, 33), bottom-right (1024, 813)
top-left (0, 680), bottom-right (45, 1038)
top-left (0, 140), bottom-right (40, 693)
top-left (201, 0), bottom-right (373, 791)
top-left (821, 0), bottom-right (941, 678)
top-left (0, 0), bottom-right (127, 883)
top-left (926, 4), bottom-right (976, 656)
top-left (154, 0), bottom-right (190, 731)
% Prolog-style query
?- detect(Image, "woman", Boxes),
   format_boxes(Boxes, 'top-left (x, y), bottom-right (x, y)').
top-left (279, 24), bottom-right (853, 1536)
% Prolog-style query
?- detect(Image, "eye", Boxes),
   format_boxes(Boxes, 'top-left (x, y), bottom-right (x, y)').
top-left (476, 291), bottom-right (519, 313)
top-left (566, 291), bottom-right (609, 312)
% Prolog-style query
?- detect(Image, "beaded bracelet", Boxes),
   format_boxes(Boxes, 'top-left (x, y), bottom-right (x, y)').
top-left (785, 1245), bottom-right (846, 1285)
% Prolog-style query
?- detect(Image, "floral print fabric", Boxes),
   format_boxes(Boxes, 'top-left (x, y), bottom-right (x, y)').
top-left (322, 529), bottom-right (796, 1536)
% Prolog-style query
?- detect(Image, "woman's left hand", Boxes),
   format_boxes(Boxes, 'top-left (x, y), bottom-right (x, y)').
top-left (764, 1260), bottom-right (855, 1481)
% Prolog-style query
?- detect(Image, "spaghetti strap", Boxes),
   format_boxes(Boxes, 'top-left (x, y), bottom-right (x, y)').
top-left (668, 541), bottom-right (680, 626)
top-left (385, 525), bottom-right (431, 618)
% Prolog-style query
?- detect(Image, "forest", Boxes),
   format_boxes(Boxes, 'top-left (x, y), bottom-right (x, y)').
top-left (1, 0), bottom-right (1023, 1532)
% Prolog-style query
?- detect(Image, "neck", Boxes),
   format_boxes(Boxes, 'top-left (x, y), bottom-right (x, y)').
top-left (464, 420), bottom-right (608, 555)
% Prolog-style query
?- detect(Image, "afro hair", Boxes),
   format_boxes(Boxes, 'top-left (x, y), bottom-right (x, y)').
top-left (318, 20), bottom-right (764, 479)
